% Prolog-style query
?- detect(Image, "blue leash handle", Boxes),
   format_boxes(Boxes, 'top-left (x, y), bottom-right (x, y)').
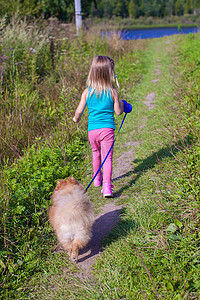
top-left (85, 113), bottom-right (127, 191)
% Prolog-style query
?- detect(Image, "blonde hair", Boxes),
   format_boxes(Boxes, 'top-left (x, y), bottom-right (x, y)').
top-left (86, 56), bottom-right (115, 95)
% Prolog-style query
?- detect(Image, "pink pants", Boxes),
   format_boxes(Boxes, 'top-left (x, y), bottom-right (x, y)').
top-left (88, 128), bottom-right (114, 184)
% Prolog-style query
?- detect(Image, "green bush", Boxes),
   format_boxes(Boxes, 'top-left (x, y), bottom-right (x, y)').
top-left (0, 137), bottom-right (86, 298)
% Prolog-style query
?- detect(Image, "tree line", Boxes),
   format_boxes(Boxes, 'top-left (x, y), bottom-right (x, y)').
top-left (0, 0), bottom-right (200, 21)
top-left (91, 0), bottom-right (200, 19)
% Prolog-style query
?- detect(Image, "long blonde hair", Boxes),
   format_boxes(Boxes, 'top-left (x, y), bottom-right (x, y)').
top-left (86, 56), bottom-right (115, 95)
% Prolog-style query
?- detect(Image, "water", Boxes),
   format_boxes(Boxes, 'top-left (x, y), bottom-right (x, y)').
top-left (120, 26), bottom-right (199, 40)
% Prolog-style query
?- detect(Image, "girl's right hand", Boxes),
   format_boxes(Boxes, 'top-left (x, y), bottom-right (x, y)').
top-left (122, 100), bottom-right (132, 113)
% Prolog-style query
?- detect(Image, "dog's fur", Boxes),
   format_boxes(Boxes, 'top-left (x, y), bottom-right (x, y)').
top-left (49, 177), bottom-right (95, 262)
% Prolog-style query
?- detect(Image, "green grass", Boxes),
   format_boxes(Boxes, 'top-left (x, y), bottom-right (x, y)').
top-left (90, 15), bottom-right (200, 30)
top-left (120, 23), bottom-right (199, 30)
top-left (18, 34), bottom-right (200, 299)
top-left (0, 18), bottom-right (147, 298)
top-left (88, 35), bottom-right (200, 299)
top-left (0, 17), bottom-right (199, 298)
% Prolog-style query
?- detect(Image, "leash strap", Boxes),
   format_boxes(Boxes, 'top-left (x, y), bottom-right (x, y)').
top-left (86, 113), bottom-right (127, 191)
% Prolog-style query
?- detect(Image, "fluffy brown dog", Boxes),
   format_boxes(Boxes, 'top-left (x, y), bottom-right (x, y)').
top-left (49, 176), bottom-right (95, 262)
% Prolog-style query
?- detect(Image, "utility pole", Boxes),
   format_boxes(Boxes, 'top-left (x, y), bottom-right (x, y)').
top-left (74, 0), bottom-right (82, 34)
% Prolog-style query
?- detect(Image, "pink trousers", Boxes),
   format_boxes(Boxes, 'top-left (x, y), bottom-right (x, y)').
top-left (88, 128), bottom-right (114, 184)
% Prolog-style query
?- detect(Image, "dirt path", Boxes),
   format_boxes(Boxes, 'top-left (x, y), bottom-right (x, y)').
top-left (77, 202), bottom-right (123, 278)
top-left (76, 140), bottom-right (142, 277)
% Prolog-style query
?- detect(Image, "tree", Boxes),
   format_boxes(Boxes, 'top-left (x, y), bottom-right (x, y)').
top-left (102, 0), bottom-right (115, 18)
top-left (184, 0), bottom-right (193, 14)
top-left (165, 0), bottom-right (175, 16)
top-left (0, 0), bottom-right (43, 18)
top-left (175, 0), bottom-right (184, 15)
top-left (128, 0), bottom-right (137, 18)
top-left (158, 0), bottom-right (166, 17)
top-left (40, 0), bottom-right (73, 20)
top-left (113, 0), bottom-right (123, 16)
top-left (151, 0), bottom-right (160, 17)
top-left (139, 0), bottom-right (145, 16)
top-left (142, 0), bottom-right (154, 17)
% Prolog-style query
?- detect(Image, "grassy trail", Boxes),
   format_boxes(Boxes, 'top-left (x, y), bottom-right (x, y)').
top-left (85, 35), bottom-right (174, 207)
top-left (27, 35), bottom-right (194, 299)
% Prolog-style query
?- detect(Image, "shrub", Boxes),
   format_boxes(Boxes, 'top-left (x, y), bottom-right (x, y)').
top-left (0, 137), bottom-right (86, 298)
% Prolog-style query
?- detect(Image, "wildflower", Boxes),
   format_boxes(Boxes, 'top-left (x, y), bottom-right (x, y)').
top-left (29, 47), bottom-right (36, 54)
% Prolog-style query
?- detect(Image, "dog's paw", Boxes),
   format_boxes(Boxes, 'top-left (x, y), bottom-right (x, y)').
top-left (70, 251), bottom-right (78, 263)
top-left (70, 255), bottom-right (78, 263)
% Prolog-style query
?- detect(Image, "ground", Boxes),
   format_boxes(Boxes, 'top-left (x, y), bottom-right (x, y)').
top-left (75, 57), bottom-right (163, 279)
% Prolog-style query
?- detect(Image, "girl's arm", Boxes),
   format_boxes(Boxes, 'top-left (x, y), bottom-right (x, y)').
top-left (112, 89), bottom-right (124, 115)
top-left (73, 89), bottom-right (88, 123)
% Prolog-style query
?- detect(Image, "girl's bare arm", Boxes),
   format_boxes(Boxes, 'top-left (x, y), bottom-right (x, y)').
top-left (73, 89), bottom-right (88, 123)
top-left (112, 89), bottom-right (124, 115)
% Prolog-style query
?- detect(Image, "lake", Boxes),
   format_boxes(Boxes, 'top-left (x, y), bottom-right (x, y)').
top-left (119, 26), bottom-right (199, 40)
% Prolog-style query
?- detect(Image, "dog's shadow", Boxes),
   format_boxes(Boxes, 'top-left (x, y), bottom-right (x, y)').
top-left (78, 208), bottom-right (135, 263)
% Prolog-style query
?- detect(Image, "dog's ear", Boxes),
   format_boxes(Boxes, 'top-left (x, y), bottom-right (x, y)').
top-left (56, 180), bottom-right (62, 189)
top-left (67, 176), bottom-right (78, 185)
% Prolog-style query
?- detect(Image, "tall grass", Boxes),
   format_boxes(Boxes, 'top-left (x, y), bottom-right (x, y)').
top-left (0, 16), bottom-right (143, 166)
top-left (0, 16), bottom-right (146, 298)
top-left (0, 16), bottom-right (86, 166)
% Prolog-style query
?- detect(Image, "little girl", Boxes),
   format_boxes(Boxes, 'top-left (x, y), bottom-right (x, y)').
top-left (73, 55), bottom-right (124, 197)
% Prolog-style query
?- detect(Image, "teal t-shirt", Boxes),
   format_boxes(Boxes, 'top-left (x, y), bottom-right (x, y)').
top-left (86, 88), bottom-right (115, 131)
